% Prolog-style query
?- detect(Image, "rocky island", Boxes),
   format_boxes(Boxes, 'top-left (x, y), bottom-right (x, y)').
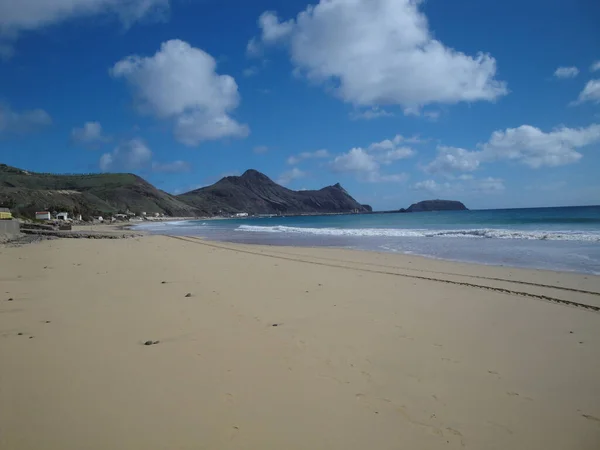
top-left (406, 200), bottom-right (468, 212)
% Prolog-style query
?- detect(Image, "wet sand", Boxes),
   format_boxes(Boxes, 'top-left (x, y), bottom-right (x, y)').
top-left (1, 235), bottom-right (599, 450)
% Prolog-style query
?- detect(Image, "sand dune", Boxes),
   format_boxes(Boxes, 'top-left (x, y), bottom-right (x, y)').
top-left (1, 236), bottom-right (599, 450)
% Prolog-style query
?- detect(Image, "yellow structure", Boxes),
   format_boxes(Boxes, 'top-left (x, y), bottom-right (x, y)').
top-left (0, 208), bottom-right (13, 220)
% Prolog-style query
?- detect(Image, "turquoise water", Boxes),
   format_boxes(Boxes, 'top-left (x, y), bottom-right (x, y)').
top-left (137, 206), bottom-right (600, 274)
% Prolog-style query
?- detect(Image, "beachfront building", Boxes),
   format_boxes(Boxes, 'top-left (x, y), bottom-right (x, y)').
top-left (36, 211), bottom-right (51, 220)
top-left (235, 212), bottom-right (249, 218)
top-left (56, 212), bottom-right (69, 221)
top-left (0, 208), bottom-right (12, 220)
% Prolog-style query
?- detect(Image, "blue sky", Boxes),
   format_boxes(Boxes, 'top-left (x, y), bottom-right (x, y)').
top-left (0, 0), bottom-right (599, 210)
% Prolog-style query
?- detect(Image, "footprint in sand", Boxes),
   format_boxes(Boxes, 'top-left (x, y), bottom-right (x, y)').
top-left (582, 414), bottom-right (600, 425)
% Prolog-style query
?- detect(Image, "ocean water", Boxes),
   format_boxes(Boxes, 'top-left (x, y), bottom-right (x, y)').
top-left (136, 206), bottom-right (600, 274)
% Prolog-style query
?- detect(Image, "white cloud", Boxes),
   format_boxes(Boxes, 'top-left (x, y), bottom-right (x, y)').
top-left (553, 66), bottom-right (579, 79)
top-left (330, 135), bottom-right (416, 183)
top-left (426, 123), bottom-right (600, 175)
top-left (151, 160), bottom-right (191, 173)
top-left (250, 0), bottom-right (507, 110)
top-left (0, 0), bottom-right (168, 57)
top-left (413, 177), bottom-right (504, 194)
top-left (257, 11), bottom-right (294, 45)
top-left (349, 106), bottom-right (394, 121)
top-left (331, 146), bottom-right (408, 183)
top-left (70, 121), bottom-right (109, 147)
top-left (425, 146), bottom-right (481, 174)
top-left (375, 147), bottom-right (416, 165)
top-left (246, 38), bottom-right (262, 58)
top-left (277, 167), bottom-right (306, 185)
top-left (572, 79), bottom-right (600, 105)
top-left (331, 148), bottom-right (378, 173)
top-left (287, 149), bottom-right (329, 165)
top-left (111, 39), bottom-right (249, 146)
top-left (174, 112), bottom-right (249, 146)
top-left (253, 145), bottom-right (269, 154)
top-left (0, 104), bottom-right (51, 134)
top-left (591, 61), bottom-right (600, 72)
top-left (367, 136), bottom-right (416, 164)
top-left (483, 124), bottom-right (599, 167)
top-left (99, 138), bottom-right (152, 171)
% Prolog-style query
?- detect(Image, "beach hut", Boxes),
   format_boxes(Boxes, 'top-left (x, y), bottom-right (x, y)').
top-left (56, 212), bottom-right (69, 221)
top-left (36, 211), bottom-right (51, 220)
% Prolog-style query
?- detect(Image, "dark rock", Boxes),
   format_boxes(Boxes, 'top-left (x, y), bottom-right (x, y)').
top-left (29, 336), bottom-right (34, 339)
top-left (406, 200), bottom-right (468, 213)
top-left (17, 332), bottom-right (23, 336)
top-left (272, 323), bottom-right (280, 327)
top-left (144, 340), bottom-right (154, 346)
top-left (45, 320), bottom-right (51, 323)
top-left (185, 293), bottom-right (192, 298)
top-left (7, 298), bottom-right (13, 301)
top-left (161, 281), bottom-right (167, 284)
top-left (177, 170), bottom-right (369, 215)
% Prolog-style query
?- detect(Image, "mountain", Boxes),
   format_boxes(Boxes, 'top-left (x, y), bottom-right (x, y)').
top-left (177, 169), bottom-right (369, 215)
top-left (0, 165), bottom-right (369, 219)
top-left (0, 164), bottom-right (197, 219)
top-left (406, 199), bottom-right (468, 212)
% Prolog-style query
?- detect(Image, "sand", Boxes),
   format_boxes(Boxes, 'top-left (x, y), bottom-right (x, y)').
top-left (1, 235), bottom-right (599, 450)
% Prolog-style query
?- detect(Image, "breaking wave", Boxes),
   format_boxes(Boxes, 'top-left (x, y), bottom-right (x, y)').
top-left (236, 225), bottom-right (600, 242)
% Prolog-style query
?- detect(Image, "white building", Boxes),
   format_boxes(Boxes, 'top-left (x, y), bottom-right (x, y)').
top-left (35, 211), bottom-right (51, 220)
top-left (56, 212), bottom-right (69, 221)
top-left (235, 212), bottom-right (249, 218)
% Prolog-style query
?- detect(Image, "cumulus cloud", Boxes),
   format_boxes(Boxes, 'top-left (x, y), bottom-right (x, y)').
top-left (277, 167), bottom-right (306, 185)
top-left (99, 138), bottom-right (188, 173)
top-left (249, 0), bottom-right (507, 110)
top-left (0, 0), bottom-right (169, 58)
top-left (331, 148), bottom-right (379, 173)
top-left (111, 39), bottom-right (249, 146)
top-left (591, 61), bottom-right (600, 72)
top-left (330, 135), bottom-right (414, 183)
top-left (426, 123), bottom-right (600, 176)
top-left (0, 104), bottom-right (51, 134)
top-left (287, 149), bottom-right (329, 165)
top-left (70, 121), bottom-right (109, 147)
top-left (99, 138), bottom-right (152, 171)
top-left (425, 146), bottom-right (481, 174)
top-left (554, 66), bottom-right (579, 79)
top-left (572, 79), bottom-right (600, 105)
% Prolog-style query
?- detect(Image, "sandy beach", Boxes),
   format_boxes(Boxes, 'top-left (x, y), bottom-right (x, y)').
top-left (1, 235), bottom-right (599, 450)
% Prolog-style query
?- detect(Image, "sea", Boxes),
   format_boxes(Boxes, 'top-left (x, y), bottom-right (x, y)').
top-left (135, 206), bottom-right (600, 274)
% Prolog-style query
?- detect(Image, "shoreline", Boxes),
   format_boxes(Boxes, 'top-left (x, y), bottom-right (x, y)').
top-left (131, 218), bottom-right (600, 275)
top-left (1, 235), bottom-right (599, 449)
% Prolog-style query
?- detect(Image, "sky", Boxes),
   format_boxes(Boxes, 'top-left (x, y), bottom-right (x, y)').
top-left (0, 0), bottom-right (599, 211)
